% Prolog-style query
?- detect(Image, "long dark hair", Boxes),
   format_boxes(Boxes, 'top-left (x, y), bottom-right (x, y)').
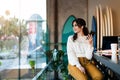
top-left (72, 18), bottom-right (89, 41)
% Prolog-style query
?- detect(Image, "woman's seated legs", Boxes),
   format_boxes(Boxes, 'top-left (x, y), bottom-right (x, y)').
top-left (85, 62), bottom-right (103, 80)
top-left (68, 64), bottom-right (88, 80)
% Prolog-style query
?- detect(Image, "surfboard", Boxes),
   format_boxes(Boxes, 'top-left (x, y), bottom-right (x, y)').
top-left (109, 7), bottom-right (113, 36)
top-left (62, 15), bottom-right (75, 52)
top-left (106, 6), bottom-right (111, 36)
top-left (104, 14), bottom-right (107, 36)
top-left (102, 14), bottom-right (105, 36)
top-left (96, 6), bottom-right (100, 50)
top-left (91, 16), bottom-right (97, 51)
top-left (99, 5), bottom-right (103, 49)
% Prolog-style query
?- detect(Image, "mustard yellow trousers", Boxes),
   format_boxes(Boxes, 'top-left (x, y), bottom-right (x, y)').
top-left (68, 57), bottom-right (103, 80)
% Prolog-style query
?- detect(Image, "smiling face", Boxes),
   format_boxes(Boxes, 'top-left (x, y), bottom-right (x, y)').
top-left (72, 21), bottom-right (83, 34)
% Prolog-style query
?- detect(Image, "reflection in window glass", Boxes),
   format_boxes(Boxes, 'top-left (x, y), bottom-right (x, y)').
top-left (0, 0), bottom-right (46, 79)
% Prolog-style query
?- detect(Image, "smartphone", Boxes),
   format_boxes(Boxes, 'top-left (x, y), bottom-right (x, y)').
top-left (89, 31), bottom-right (96, 36)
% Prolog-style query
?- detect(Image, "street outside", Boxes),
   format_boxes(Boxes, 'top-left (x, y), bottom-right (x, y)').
top-left (0, 52), bottom-right (46, 72)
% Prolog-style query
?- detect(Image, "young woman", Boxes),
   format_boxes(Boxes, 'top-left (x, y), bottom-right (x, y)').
top-left (67, 18), bottom-right (103, 80)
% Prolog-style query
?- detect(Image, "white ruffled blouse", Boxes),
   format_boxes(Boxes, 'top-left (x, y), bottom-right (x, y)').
top-left (67, 35), bottom-right (94, 68)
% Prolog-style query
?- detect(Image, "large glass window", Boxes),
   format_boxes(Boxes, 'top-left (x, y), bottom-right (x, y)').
top-left (0, 0), bottom-right (47, 79)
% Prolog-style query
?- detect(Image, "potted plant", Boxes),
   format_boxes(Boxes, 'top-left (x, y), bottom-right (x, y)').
top-left (29, 60), bottom-right (35, 76)
top-left (45, 49), bottom-right (69, 80)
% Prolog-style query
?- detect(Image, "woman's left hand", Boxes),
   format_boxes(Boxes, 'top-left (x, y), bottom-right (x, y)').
top-left (87, 34), bottom-right (93, 45)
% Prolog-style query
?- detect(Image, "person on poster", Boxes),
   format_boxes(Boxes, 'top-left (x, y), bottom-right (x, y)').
top-left (28, 22), bottom-right (36, 52)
